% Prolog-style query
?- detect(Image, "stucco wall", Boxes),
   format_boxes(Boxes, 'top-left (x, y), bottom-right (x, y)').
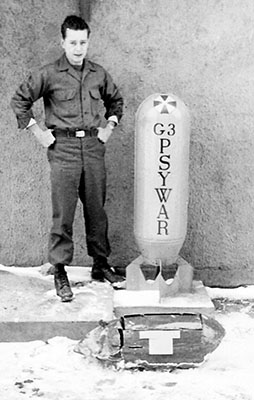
top-left (1, 0), bottom-right (254, 286)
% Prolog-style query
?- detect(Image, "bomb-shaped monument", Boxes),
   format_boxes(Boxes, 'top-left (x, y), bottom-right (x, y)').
top-left (112, 94), bottom-right (221, 368)
top-left (114, 93), bottom-right (214, 315)
top-left (134, 93), bottom-right (190, 267)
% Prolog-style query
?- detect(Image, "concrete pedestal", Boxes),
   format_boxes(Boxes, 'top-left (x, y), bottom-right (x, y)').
top-left (114, 281), bottom-right (214, 317)
top-left (114, 256), bottom-right (214, 317)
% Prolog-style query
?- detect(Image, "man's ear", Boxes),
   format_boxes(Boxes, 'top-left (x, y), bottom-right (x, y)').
top-left (61, 38), bottom-right (65, 50)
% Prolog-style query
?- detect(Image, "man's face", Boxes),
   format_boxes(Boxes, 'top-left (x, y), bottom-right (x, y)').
top-left (61, 28), bottom-right (89, 65)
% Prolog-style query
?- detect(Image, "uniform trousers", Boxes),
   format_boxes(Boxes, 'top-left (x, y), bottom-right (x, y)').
top-left (47, 136), bottom-right (111, 266)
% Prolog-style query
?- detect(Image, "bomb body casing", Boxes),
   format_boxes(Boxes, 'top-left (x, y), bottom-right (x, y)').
top-left (134, 93), bottom-right (190, 266)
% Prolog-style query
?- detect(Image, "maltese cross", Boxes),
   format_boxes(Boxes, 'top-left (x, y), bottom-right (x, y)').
top-left (153, 95), bottom-right (177, 114)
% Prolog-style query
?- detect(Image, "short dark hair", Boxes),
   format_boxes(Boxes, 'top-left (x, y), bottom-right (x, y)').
top-left (61, 15), bottom-right (91, 39)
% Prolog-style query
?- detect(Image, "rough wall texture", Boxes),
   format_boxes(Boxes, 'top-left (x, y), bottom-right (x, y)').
top-left (1, 0), bottom-right (254, 286)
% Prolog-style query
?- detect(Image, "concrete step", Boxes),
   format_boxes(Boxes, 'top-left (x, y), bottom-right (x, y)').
top-left (0, 265), bottom-right (114, 342)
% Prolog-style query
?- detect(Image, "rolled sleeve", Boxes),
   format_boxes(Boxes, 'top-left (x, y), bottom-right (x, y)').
top-left (101, 71), bottom-right (123, 122)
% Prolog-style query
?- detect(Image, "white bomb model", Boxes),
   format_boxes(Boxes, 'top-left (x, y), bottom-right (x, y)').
top-left (134, 93), bottom-right (190, 266)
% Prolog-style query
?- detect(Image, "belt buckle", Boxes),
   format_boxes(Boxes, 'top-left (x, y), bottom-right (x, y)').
top-left (75, 130), bottom-right (85, 138)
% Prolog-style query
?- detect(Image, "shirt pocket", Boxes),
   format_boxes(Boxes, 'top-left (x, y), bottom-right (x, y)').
top-left (89, 88), bottom-right (101, 116)
top-left (53, 89), bottom-right (77, 116)
top-left (54, 88), bottom-right (77, 101)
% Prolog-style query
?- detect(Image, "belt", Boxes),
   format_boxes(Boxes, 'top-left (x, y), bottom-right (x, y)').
top-left (53, 127), bottom-right (98, 138)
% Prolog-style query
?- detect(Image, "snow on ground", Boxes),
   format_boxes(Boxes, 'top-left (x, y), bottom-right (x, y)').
top-left (1, 310), bottom-right (254, 400)
top-left (1, 271), bottom-right (254, 399)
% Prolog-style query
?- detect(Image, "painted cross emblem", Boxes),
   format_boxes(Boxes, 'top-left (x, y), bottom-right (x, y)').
top-left (153, 95), bottom-right (177, 114)
top-left (139, 330), bottom-right (181, 355)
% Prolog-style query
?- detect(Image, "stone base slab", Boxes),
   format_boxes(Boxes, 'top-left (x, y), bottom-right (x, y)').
top-left (114, 280), bottom-right (214, 317)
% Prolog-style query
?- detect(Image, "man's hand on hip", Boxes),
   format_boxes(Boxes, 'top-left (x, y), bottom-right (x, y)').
top-left (28, 123), bottom-right (55, 148)
top-left (97, 121), bottom-right (115, 144)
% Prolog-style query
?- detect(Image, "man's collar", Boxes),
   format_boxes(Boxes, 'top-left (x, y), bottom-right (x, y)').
top-left (57, 54), bottom-right (96, 72)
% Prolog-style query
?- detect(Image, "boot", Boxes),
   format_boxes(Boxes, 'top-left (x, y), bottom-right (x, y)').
top-left (91, 257), bottom-right (125, 288)
top-left (54, 264), bottom-right (73, 302)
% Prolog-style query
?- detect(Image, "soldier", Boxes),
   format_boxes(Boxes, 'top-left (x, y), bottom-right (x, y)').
top-left (11, 15), bottom-right (125, 302)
